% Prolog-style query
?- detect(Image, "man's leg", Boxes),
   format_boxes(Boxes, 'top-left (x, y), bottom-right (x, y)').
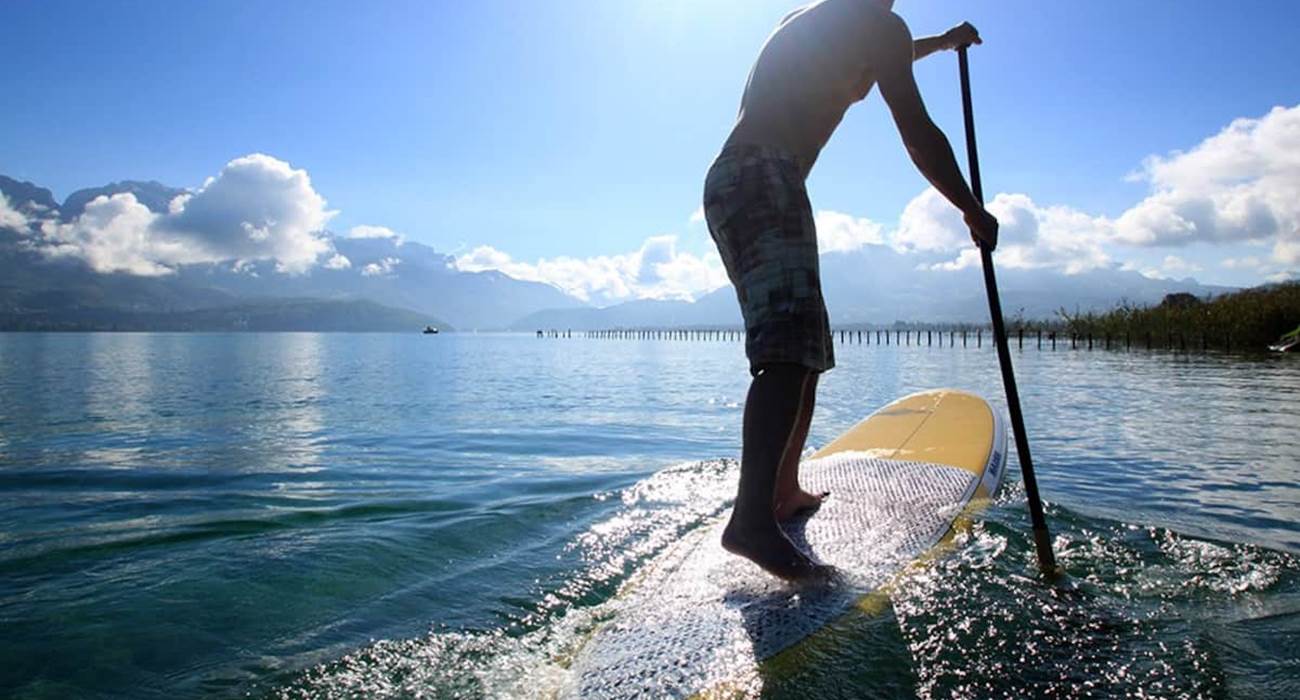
top-left (773, 372), bottom-right (829, 521)
top-left (721, 363), bottom-right (824, 580)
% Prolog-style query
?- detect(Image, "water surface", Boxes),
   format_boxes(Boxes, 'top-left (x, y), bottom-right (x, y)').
top-left (1, 333), bottom-right (1297, 698)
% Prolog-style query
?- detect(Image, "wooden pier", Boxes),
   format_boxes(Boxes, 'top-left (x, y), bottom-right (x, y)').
top-left (533, 327), bottom-right (1238, 353)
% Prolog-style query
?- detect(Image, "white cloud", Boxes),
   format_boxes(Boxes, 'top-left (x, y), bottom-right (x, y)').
top-left (903, 190), bottom-right (1112, 274)
top-left (0, 193), bottom-right (29, 230)
top-left (361, 256), bottom-right (401, 277)
top-left (33, 153), bottom-right (338, 275)
top-left (688, 206), bottom-right (705, 225)
top-left (1221, 256), bottom-right (1262, 270)
top-left (348, 225), bottom-right (404, 244)
top-left (455, 234), bottom-right (728, 305)
top-left (815, 210), bottom-right (885, 253)
top-left (891, 188), bottom-right (969, 254)
top-left (1161, 255), bottom-right (1202, 275)
top-left (37, 193), bottom-right (176, 275)
top-left (1130, 254), bottom-right (1206, 281)
top-left (927, 248), bottom-right (981, 272)
top-left (886, 104), bottom-right (1300, 282)
top-left (1115, 104), bottom-right (1300, 266)
top-left (324, 253), bottom-right (352, 270)
top-left (1275, 239), bottom-right (1300, 266)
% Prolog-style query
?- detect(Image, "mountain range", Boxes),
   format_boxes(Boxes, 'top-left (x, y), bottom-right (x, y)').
top-left (1, 173), bottom-right (1232, 331)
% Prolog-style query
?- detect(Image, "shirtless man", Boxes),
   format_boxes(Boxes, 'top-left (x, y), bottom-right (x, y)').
top-left (703, 0), bottom-right (999, 580)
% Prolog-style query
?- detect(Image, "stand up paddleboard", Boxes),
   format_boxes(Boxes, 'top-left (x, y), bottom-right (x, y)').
top-left (564, 389), bottom-right (1008, 699)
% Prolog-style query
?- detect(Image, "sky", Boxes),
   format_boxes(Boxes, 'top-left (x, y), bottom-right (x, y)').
top-left (3, 0), bottom-right (1299, 303)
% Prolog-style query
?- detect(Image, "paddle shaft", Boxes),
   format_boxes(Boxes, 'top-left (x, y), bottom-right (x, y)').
top-left (957, 46), bottom-right (1058, 573)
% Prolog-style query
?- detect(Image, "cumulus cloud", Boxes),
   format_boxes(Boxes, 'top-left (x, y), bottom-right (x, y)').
top-left (38, 193), bottom-right (177, 275)
top-left (361, 257), bottom-right (401, 277)
top-left (815, 210), bottom-right (885, 253)
top-left (348, 225), bottom-right (404, 243)
top-left (0, 193), bottom-right (30, 230)
top-left (902, 190), bottom-right (1112, 274)
top-left (878, 104), bottom-right (1300, 280)
top-left (1115, 104), bottom-right (1300, 266)
top-left (455, 235), bottom-right (728, 305)
top-left (324, 253), bottom-right (352, 270)
top-left (33, 154), bottom-right (337, 275)
top-left (891, 188), bottom-right (969, 254)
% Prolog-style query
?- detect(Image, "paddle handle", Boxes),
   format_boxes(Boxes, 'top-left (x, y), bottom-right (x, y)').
top-left (958, 46), bottom-right (1058, 574)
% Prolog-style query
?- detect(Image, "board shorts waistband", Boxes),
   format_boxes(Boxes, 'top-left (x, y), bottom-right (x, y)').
top-left (715, 143), bottom-right (806, 173)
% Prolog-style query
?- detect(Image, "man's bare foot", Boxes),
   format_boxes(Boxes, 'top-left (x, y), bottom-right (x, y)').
top-left (774, 489), bottom-right (829, 521)
top-left (721, 511), bottom-right (825, 580)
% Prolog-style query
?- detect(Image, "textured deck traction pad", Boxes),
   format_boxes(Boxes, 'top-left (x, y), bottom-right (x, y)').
top-left (568, 454), bottom-right (979, 699)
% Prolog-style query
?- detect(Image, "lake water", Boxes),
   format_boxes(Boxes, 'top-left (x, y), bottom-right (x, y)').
top-left (1, 332), bottom-right (1298, 699)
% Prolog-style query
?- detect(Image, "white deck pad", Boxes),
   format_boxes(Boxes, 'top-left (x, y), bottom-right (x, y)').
top-left (566, 451), bottom-right (1004, 698)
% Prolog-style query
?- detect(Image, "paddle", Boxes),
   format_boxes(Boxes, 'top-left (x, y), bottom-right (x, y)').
top-left (957, 46), bottom-right (1059, 575)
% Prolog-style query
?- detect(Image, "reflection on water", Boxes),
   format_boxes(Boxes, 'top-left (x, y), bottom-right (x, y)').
top-left (0, 333), bottom-right (1297, 699)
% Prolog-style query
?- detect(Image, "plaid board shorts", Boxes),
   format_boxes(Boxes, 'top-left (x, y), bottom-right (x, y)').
top-left (703, 144), bottom-right (834, 376)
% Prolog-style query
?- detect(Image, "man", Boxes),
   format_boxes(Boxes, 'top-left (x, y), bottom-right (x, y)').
top-left (703, 0), bottom-right (999, 580)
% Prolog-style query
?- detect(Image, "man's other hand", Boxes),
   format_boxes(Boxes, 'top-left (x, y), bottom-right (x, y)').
top-left (943, 22), bottom-right (981, 50)
top-left (964, 207), bottom-right (998, 250)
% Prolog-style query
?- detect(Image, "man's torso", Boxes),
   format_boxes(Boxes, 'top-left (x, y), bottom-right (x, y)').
top-left (724, 0), bottom-right (894, 179)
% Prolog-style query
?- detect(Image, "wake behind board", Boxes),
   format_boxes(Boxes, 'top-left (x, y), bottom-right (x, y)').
top-left (564, 389), bottom-right (1008, 699)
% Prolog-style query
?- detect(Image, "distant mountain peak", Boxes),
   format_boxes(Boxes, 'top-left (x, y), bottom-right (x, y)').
top-left (0, 174), bottom-right (59, 217)
top-left (61, 180), bottom-right (187, 220)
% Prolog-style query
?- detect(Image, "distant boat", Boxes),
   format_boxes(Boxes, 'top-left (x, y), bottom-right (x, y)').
top-left (422, 325), bottom-right (439, 335)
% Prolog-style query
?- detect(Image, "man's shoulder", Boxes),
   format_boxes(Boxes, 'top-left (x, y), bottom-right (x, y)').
top-left (861, 5), bottom-right (911, 43)
top-left (808, 1), bottom-right (911, 49)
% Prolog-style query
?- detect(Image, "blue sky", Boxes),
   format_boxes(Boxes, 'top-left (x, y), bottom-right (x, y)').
top-left (3, 0), bottom-right (1299, 299)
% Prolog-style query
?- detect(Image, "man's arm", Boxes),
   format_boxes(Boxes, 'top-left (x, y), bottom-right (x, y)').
top-left (912, 22), bottom-right (982, 62)
top-left (872, 14), bottom-right (997, 248)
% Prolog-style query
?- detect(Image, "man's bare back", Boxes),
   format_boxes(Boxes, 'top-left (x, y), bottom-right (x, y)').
top-left (725, 0), bottom-right (895, 179)
top-left (725, 0), bottom-right (996, 242)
